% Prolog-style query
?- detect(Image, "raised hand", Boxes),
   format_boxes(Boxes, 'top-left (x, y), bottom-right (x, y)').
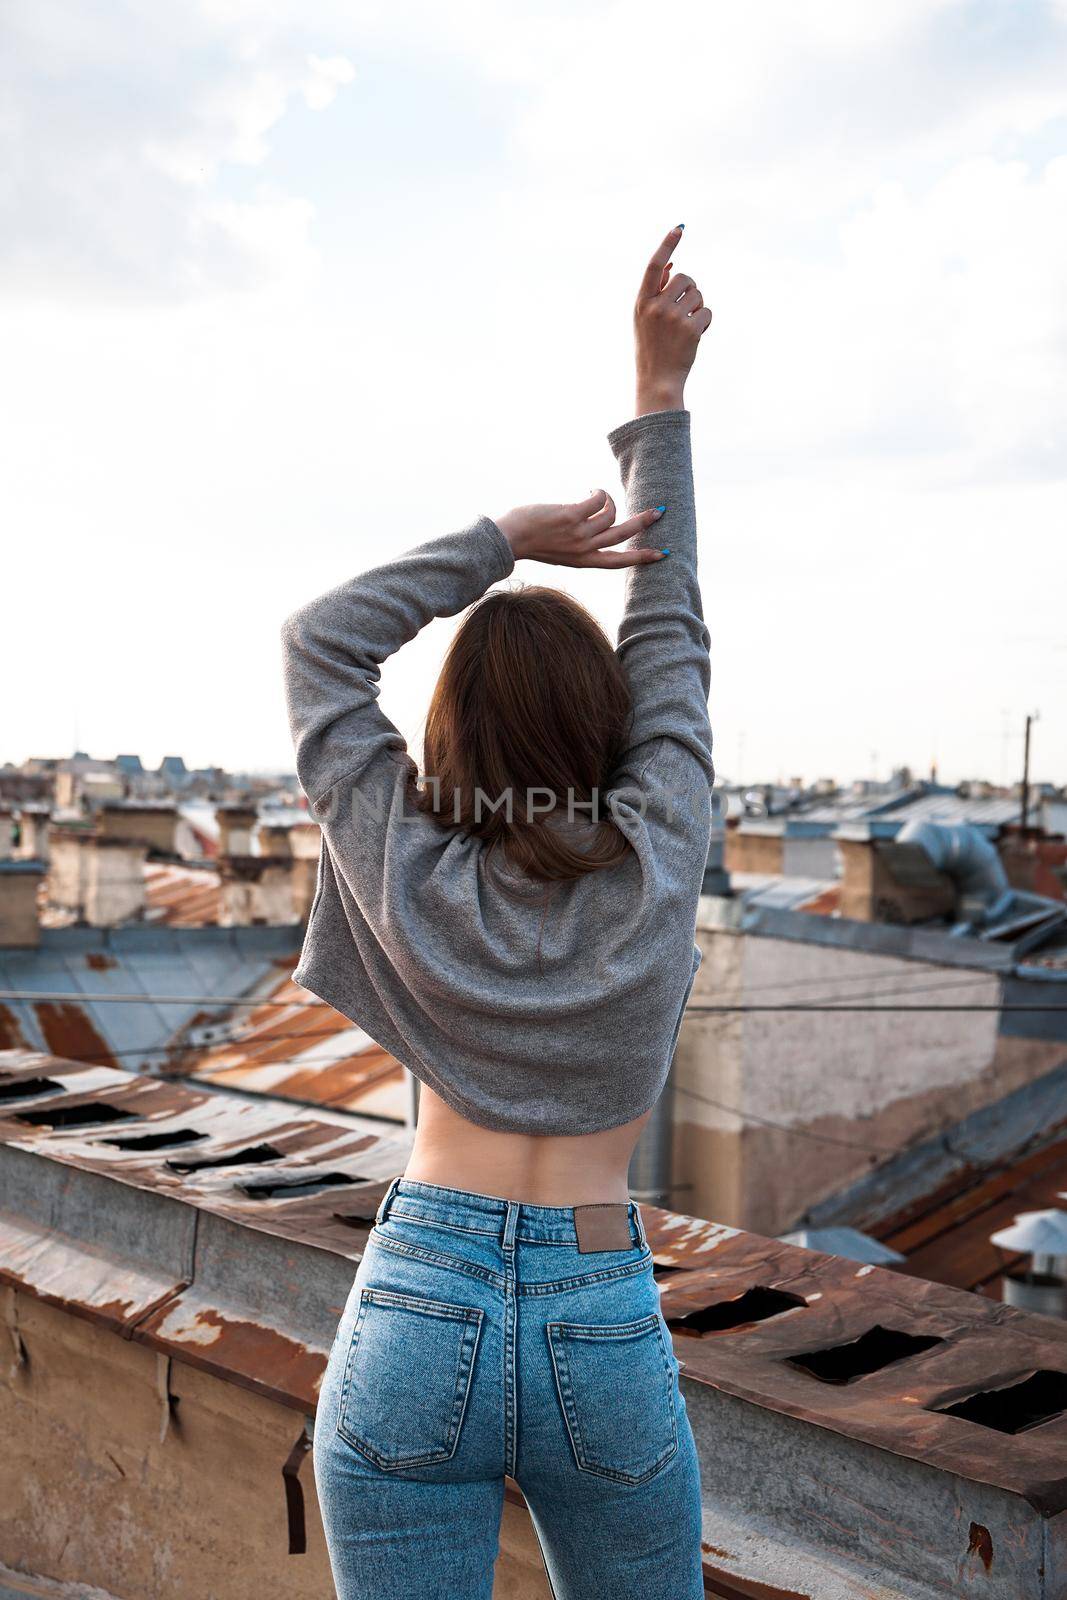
top-left (633, 225), bottom-right (712, 415)
top-left (493, 491), bottom-right (668, 568)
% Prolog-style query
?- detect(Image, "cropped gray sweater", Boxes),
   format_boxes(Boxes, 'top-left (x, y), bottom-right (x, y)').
top-left (280, 408), bottom-right (713, 1135)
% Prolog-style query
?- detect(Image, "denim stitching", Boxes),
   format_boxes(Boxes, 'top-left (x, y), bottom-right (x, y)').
top-left (335, 1291), bottom-right (484, 1469)
top-left (382, 1210), bottom-right (502, 1240)
top-left (336, 1289), bottom-right (371, 1437)
top-left (518, 1247), bottom-right (655, 1296)
top-left (369, 1229), bottom-right (506, 1288)
top-left (545, 1314), bottom-right (679, 1485)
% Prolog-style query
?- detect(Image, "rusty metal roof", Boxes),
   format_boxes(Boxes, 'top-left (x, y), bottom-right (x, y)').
top-left (876, 1124), bottom-right (1067, 1302)
top-left (4, 1050), bottom-right (1067, 1518)
top-left (172, 965), bottom-right (409, 1122)
top-left (143, 861), bottom-right (222, 925)
top-left (0, 925), bottom-right (297, 1070)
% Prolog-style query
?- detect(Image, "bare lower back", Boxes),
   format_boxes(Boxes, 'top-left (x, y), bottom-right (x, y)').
top-left (403, 1081), bottom-right (654, 1206)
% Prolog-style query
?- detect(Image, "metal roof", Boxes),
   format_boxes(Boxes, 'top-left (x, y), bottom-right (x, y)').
top-left (174, 966), bottom-right (409, 1122)
top-left (143, 861), bottom-right (222, 925)
top-left (723, 872), bottom-right (840, 914)
top-left (0, 926), bottom-right (295, 1071)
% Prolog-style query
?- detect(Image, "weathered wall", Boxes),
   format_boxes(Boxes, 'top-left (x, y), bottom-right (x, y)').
top-left (0, 869), bottom-right (42, 948)
top-left (0, 1292), bottom-right (550, 1600)
top-left (218, 862), bottom-right (296, 927)
top-left (86, 843), bottom-right (147, 927)
top-left (671, 924), bottom-right (1048, 1236)
top-left (46, 834), bottom-right (89, 913)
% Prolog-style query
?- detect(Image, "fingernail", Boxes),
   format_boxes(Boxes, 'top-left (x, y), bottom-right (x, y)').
top-left (653, 505), bottom-right (666, 516)
top-left (676, 223), bottom-right (685, 231)
top-left (660, 548), bottom-right (671, 557)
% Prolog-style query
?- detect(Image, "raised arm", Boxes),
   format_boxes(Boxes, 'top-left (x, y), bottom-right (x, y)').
top-left (280, 516), bottom-right (516, 807)
top-left (609, 225), bottom-right (714, 789)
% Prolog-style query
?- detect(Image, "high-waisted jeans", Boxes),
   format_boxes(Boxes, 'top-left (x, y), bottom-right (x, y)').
top-left (314, 1175), bottom-right (704, 1599)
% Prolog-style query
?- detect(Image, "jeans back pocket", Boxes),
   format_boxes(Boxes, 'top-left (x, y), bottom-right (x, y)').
top-left (547, 1311), bottom-right (678, 1485)
top-left (337, 1287), bottom-right (484, 1469)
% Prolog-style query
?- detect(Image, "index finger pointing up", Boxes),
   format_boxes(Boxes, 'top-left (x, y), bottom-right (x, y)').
top-left (639, 225), bottom-right (684, 299)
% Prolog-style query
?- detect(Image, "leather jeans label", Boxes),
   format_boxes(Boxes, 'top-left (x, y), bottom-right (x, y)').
top-left (573, 1203), bottom-right (636, 1253)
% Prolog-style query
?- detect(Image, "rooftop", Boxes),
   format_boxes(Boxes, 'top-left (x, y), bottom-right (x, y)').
top-left (4, 1050), bottom-right (1067, 1594)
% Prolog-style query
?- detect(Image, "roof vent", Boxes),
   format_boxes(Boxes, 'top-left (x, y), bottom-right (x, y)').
top-left (934, 1370), bottom-right (1067, 1434)
top-left (0, 1076), bottom-right (63, 1103)
top-left (15, 1100), bottom-right (137, 1128)
top-left (991, 1209), bottom-right (1067, 1319)
top-left (167, 1141), bottom-right (282, 1174)
top-left (671, 1286), bottom-right (806, 1336)
top-left (106, 1128), bottom-right (207, 1153)
top-left (785, 1324), bottom-right (943, 1384)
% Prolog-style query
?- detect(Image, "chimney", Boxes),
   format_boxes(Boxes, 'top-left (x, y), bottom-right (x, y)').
top-left (257, 823), bottom-right (293, 859)
top-left (97, 802), bottom-right (178, 855)
top-left (724, 820), bottom-right (784, 876)
top-left (218, 856), bottom-right (299, 927)
top-left (0, 860), bottom-right (45, 947)
top-left (216, 804), bottom-right (258, 857)
top-left (835, 828), bottom-right (956, 924)
top-left (15, 806), bottom-right (51, 864)
top-left (290, 856), bottom-right (319, 922)
top-left (46, 826), bottom-right (147, 927)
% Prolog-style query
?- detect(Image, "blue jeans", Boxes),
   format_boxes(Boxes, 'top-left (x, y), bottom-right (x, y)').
top-left (314, 1176), bottom-right (704, 1599)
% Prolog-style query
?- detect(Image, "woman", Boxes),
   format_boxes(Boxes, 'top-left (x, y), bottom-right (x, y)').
top-left (281, 224), bottom-right (713, 1600)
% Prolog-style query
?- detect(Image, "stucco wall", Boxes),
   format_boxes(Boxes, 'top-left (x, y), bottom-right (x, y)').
top-left (671, 924), bottom-right (1026, 1235)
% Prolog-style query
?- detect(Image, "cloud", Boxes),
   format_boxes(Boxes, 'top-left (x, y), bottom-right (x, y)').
top-left (0, 0), bottom-right (355, 300)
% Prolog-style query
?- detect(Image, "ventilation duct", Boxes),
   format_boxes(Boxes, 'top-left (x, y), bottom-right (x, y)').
top-left (895, 818), bottom-right (1065, 942)
top-left (991, 1208), bottom-right (1067, 1320)
top-left (894, 820), bottom-right (1013, 925)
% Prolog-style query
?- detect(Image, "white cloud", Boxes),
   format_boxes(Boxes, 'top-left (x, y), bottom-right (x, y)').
top-left (0, 1), bottom-right (355, 299)
top-left (1, 0), bottom-right (1065, 782)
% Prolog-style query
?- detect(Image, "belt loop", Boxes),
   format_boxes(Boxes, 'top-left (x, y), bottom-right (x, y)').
top-left (502, 1199), bottom-right (518, 1253)
top-left (631, 1201), bottom-right (647, 1249)
top-left (375, 1174), bottom-right (402, 1226)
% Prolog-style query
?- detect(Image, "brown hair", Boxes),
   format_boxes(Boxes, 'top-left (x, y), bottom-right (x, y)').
top-left (412, 585), bottom-right (634, 883)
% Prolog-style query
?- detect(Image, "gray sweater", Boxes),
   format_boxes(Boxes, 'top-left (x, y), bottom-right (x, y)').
top-left (281, 408), bottom-right (713, 1135)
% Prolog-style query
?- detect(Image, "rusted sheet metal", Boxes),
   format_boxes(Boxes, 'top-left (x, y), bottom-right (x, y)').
top-left (33, 1000), bottom-right (117, 1067)
top-left (6, 1051), bottom-right (1067, 1515)
top-left (639, 1210), bottom-right (1067, 1516)
top-left (174, 971), bottom-right (408, 1120)
top-left (0, 1052), bottom-right (397, 1255)
top-left (143, 862), bottom-right (222, 926)
top-left (0, 1207), bottom-right (185, 1332)
top-left (642, 1207), bottom-right (743, 1266)
top-left (0, 1052), bottom-right (381, 1410)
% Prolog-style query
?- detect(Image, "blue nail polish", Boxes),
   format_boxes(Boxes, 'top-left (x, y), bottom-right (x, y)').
top-left (660, 548), bottom-right (671, 557)
top-left (653, 504), bottom-right (666, 515)
top-left (676, 223), bottom-right (685, 231)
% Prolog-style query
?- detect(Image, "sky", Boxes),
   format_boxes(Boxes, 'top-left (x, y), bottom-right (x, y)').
top-left (2, 0), bottom-right (1065, 789)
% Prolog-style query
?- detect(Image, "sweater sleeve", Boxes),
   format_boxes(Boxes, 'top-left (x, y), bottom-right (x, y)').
top-left (280, 514), bottom-right (516, 807)
top-left (606, 409), bottom-right (714, 792)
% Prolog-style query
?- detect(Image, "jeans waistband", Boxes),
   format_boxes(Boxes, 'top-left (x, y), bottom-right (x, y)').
top-left (375, 1175), bottom-right (647, 1249)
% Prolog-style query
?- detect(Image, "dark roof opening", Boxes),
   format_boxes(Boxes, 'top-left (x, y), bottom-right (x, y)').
top-left (15, 1101), bottom-right (137, 1128)
top-left (0, 1076), bottom-right (63, 1103)
top-left (785, 1324), bottom-right (943, 1384)
top-left (239, 1171), bottom-right (359, 1201)
top-left (933, 1370), bottom-right (1067, 1435)
top-left (671, 1286), bottom-right (807, 1335)
top-left (167, 1142), bottom-right (283, 1174)
top-left (106, 1128), bottom-right (207, 1153)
